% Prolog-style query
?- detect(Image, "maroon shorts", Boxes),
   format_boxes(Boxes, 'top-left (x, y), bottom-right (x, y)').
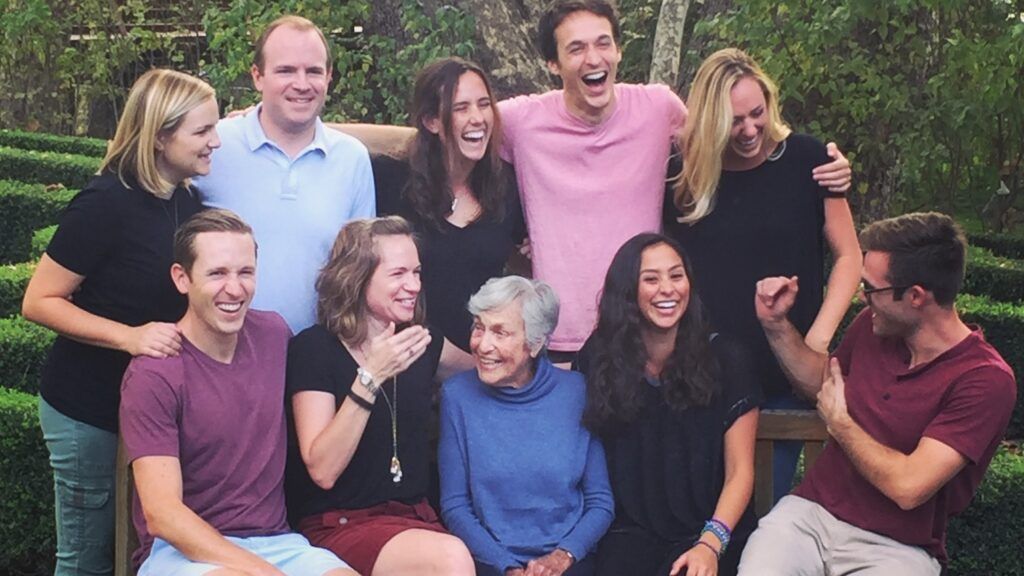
top-left (297, 499), bottom-right (448, 575)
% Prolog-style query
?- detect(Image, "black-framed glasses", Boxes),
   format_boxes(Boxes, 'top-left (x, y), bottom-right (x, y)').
top-left (859, 280), bottom-right (910, 301)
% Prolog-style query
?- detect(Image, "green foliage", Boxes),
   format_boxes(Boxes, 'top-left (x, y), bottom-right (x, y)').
top-left (0, 387), bottom-right (53, 573)
top-left (0, 179), bottom-right (75, 264)
top-left (0, 262), bottom-right (35, 319)
top-left (0, 316), bottom-right (54, 395)
top-left (0, 146), bottom-right (99, 189)
top-left (970, 231), bottom-right (1024, 260)
top-left (964, 246), bottom-right (1024, 304)
top-left (0, 129), bottom-right (107, 157)
top-left (31, 225), bottom-right (57, 261)
top-left (616, 0), bottom-right (660, 84)
top-left (947, 447), bottom-right (1024, 575)
top-left (697, 1), bottom-right (1024, 225)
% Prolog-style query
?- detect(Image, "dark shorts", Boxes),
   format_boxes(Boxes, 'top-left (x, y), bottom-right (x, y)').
top-left (297, 499), bottom-right (448, 575)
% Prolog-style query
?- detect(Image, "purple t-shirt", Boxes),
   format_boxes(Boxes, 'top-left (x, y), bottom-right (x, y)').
top-left (120, 309), bottom-right (293, 566)
top-left (795, 309), bottom-right (1016, 562)
top-left (499, 84), bottom-right (686, 352)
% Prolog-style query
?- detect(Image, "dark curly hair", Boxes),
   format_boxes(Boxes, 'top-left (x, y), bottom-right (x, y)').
top-left (583, 233), bottom-right (719, 433)
top-left (405, 57), bottom-right (507, 231)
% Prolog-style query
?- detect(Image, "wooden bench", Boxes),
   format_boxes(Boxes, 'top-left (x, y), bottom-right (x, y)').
top-left (114, 440), bottom-right (138, 576)
top-left (753, 409), bottom-right (830, 517)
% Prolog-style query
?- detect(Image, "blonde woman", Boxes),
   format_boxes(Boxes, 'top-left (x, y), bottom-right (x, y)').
top-left (665, 48), bottom-right (861, 505)
top-left (22, 69), bottom-right (219, 575)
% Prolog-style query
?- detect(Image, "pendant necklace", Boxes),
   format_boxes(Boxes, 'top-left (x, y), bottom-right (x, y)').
top-left (378, 376), bottom-right (402, 483)
top-left (450, 195), bottom-right (459, 213)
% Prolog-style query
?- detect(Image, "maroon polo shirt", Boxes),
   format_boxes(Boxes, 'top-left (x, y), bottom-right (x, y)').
top-left (794, 309), bottom-right (1016, 562)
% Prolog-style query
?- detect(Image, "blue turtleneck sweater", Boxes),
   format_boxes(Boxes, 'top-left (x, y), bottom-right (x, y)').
top-left (439, 357), bottom-right (614, 571)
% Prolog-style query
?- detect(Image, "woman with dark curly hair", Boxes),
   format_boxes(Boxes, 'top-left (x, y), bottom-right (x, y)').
top-left (575, 233), bottom-right (761, 576)
top-left (374, 56), bottom-right (526, 354)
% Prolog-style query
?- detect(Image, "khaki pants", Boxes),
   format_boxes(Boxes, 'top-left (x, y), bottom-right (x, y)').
top-left (738, 495), bottom-right (941, 576)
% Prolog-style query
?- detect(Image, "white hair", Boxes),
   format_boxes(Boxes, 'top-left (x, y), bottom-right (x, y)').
top-left (467, 276), bottom-right (560, 351)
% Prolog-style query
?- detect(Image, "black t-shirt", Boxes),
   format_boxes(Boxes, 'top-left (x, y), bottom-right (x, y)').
top-left (373, 155), bottom-right (526, 351)
top-left (577, 333), bottom-right (762, 547)
top-left (664, 134), bottom-right (830, 398)
top-left (40, 172), bottom-right (202, 432)
top-left (284, 323), bottom-right (444, 521)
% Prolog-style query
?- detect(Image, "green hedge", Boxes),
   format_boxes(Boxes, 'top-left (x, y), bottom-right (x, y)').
top-left (970, 231), bottom-right (1024, 260)
top-left (963, 246), bottom-right (1024, 304)
top-left (0, 388), bottom-right (54, 574)
top-left (0, 146), bottom-right (100, 189)
top-left (0, 317), bottom-right (54, 395)
top-left (0, 180), bottom-right (75, 264)
top-left (31, 225), bottom-right (58, 261)
top-left (0, 129), bottom-right (108, 158)
top-left (0, 262), bottom-right (34, 319)
top-left (947, 446), bottom-right (1024, 575)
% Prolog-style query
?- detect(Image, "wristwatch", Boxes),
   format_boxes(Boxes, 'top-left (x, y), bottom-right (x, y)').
top-left (356, 367), bottom-right (379, 396)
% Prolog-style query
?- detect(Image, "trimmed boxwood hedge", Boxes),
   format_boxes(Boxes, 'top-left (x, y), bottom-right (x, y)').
top-left (0, 129), bottom-right (108, 158)
top-left (0, 317), bottom-right (54, 395)
top-left (0, 180), bottom-right (75, 264)
top-left (0, 146), bottom-right (100, 189)
top-left (0, 262), bottom-right (34, 319)
top-left (0, 387), bottom-right (54, 574)
top-left (947, 446), bottom-right (1024, 575)
top-left (31, 225), bottom-right (57, 261)
top-left (970, 231), bottom-right (1024, 260)
top-left (963, 246), bottom-right (1024, 304)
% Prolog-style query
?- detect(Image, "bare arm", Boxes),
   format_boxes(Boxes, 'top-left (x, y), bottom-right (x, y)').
top-left (804, 198), bottom-right (862, 353)
top-left (670, 408), bottom-right (758, 576)
top-left (294, 324), bottom-right (431, 489)
top-left (21, 254), bottom-right (181, 357)
top-left (327, 123), bottom-right (415, 158)
top-left (436, 338), bottom-right (475, 383)
top-left (133, 456), bottom-right (284, 575)
top-left (817, 359), bottom-right (967, 510)
top-left (755, 276), bottom-right (829, 399)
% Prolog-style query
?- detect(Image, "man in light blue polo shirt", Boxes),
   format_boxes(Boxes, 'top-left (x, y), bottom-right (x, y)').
top-left (194, 15), bottom-right (374, 332)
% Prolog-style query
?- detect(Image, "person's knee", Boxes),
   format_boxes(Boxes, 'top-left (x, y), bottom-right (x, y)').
top-left (427, 534), bottom-right (474, 575)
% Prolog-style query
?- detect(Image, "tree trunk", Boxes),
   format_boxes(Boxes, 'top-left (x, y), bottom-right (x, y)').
top-left (648, 0), bottom-right (691, 87)
top-left (676, 0), bottom-right (733, 94)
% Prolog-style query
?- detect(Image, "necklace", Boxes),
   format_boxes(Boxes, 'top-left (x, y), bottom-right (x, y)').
top-left (450, 196), bottom-right (459, 213)
top-left (159, 192), bottom-right (179, 229)
top-left (378, 376), bottom-right (402, 483)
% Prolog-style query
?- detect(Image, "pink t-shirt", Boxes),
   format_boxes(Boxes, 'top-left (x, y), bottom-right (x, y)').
top-left (499, 84), bottom-right (686, 351)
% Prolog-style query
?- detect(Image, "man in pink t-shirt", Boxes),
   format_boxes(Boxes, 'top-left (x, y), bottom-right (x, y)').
top-left (743, 212), bottom-right (1016, 574)
top-left (500, 0), bottom-right (851, 358)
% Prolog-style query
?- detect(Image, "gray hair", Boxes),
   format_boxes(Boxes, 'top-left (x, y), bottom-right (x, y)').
top-left (467, 276), bottom-right (560, 352)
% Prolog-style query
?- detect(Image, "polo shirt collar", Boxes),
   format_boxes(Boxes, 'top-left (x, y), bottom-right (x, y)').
top-left (242, 103), bottom-right (329, 156)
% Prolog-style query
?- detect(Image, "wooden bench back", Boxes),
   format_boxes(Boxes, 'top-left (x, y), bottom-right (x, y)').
top-left (753, 409), bottom-right (829, 517)
top-left (115, 440), bottom-right (138, 576)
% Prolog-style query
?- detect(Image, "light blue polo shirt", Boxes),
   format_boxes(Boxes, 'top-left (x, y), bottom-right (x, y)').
top-left (194, 106), bottom-right (375, 332)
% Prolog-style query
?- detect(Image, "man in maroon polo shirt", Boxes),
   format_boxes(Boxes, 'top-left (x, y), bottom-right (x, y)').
top-left (738, 212), bottom-right (1016, 575)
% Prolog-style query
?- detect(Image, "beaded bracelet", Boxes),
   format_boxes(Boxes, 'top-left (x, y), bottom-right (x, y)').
top-left (700, 517), bottom-right (732, 553)
top-left (694, 540), bottom-right (721, 559)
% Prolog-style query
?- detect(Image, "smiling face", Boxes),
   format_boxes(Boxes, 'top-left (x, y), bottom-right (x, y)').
top-left (428, 70), bottom-right (494, 165)
top-left (156, 97), bottom-right (220, 185)
top-left (470, 299), bottom-right (536, 389)
top-left (861, 250), bottom-right (917, 338)
top-left (724, 76), bottom-right (769, 167)
top-left (173, 231), bottom-right (257, 342)
top-left (636, 242), bottom-right (691, 335)
top-left (547, 10), bottom-right (622, 124)
top-left (364, 235), bottom-right (422, 326)
top-left (251, 24), bottom-right (331, 137)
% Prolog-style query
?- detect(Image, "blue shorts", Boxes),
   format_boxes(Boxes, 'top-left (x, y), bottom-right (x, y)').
top-left (139, 532), bottom-right (351, 576)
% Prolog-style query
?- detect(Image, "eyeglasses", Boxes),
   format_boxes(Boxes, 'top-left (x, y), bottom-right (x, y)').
top-left (859, 280), bottom-right (910, 301)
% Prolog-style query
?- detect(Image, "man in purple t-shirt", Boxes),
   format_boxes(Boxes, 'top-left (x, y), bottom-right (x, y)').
top-left (741, 212), bottom-right (1016, 574)
top-left (120, 209), bottom-right (355, 576)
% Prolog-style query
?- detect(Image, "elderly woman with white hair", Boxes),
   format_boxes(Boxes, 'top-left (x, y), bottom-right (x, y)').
top-left (438, 276), bottom-right (614, 576)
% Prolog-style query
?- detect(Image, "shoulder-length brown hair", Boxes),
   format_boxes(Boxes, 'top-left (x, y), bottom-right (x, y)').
top-left (316, 216), bottom-right (426, 346)
top-left (405, 57), bottom-right (507, 230)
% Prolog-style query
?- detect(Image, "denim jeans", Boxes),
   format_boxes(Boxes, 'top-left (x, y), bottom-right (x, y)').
top-left (39, 398), bottom-right (117, 576)
top-left (762, 392), bottom-right (814, 504)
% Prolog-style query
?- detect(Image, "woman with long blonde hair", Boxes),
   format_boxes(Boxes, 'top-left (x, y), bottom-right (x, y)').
top-left (22, 68), bottom-right (219, 575)
top-left (666, 48), bottom-right (862, 505)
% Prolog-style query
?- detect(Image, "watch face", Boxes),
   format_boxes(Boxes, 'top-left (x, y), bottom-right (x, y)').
top-left (358, 368), bottom-right (373, 385)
